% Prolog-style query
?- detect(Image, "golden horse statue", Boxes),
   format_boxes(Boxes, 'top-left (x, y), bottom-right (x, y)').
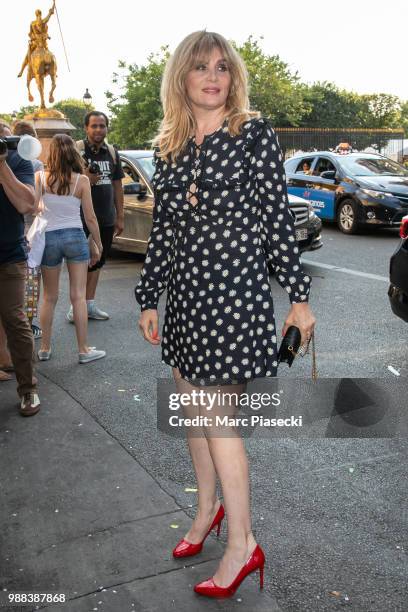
top-left (18, 1), bottom-right (58, 110)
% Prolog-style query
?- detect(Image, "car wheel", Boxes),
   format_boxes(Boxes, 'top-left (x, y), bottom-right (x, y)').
top-left (337, 199), bottom-right (359, 234)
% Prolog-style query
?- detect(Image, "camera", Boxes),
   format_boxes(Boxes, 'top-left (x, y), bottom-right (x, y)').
top-left (88, 160), bottom-right (101, 175)
top-left (81, 153), bottom-right (100, 175)
top-left (0, 135), bottom-right (42, 162)
top-left (0, 136), bottom-right (20, 161)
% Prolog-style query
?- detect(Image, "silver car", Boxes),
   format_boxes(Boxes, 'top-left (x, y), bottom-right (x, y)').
top-left (114, 150), bottom-right (322, 254)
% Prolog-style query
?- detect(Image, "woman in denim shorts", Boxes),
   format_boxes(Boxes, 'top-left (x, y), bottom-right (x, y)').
top-left (35, 134), bottom-right (106, 363)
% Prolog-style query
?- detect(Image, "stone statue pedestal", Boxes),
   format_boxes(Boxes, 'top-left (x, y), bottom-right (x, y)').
top-left (24, 109), bottom-right (76, 166)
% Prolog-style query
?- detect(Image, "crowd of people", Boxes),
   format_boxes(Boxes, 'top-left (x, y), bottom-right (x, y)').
top-left (0, 111), bottom-right (124, 416)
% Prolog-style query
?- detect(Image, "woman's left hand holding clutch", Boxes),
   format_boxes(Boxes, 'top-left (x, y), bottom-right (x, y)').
top-left (282, 303), bottom-right (316, 350)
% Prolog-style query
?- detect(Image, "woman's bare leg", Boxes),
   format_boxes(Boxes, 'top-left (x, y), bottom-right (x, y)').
top-left (173, 367), bottom-right (221, 544)
top-left (200, 382), bottom-right (257, 587)
top-left (67, 262), bottom-right (89, 354)
top-left (39, 266), bottom-right (61, 351)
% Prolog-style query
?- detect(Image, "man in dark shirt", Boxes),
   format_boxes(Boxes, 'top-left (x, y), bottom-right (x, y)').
top-left (66, 111), bottom-right (124, 322)
top-left (0, 122), bottom-right (41, 416)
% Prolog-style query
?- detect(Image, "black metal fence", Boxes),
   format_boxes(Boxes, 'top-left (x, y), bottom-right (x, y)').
top-left (274, 128), bottom-right (405, 163)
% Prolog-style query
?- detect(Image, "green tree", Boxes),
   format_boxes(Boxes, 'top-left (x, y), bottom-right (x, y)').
top-left (234, 36), bottom-right (308, 126)
top-left (300, 84), bottom-right (401, 132)
top-left (106, 38), bottom-right (308, 148)
top-left (357, 93), bottom-right (401, 129)
top-left (105, 39), bottom-right (406, 149)
top-left (52, 98), bottom-right (94, 140)
top-left (300, 82), bottom-right (366, 128)
top-left (15, 106), bottom-right (37, 118)
top-left (106, 48), bottom-right (169, 149)
top-left (399, 100), bottom-right (408, 137)
top-left (0, 113), bottom-right (13, 125)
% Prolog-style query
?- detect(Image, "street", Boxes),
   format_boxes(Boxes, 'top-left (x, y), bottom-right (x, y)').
top-left (1, 222), bottom-right (408, 611)
top-left (299, 223), bottom-right (408, 378)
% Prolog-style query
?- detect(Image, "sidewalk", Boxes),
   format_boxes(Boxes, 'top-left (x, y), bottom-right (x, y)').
top-left (0, 374), bottom-right (281, 612)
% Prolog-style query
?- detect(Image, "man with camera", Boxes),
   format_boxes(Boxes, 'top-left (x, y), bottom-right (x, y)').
top-left (66, 111), bottom-right (124, 322)
top-left (0, 122), bottom-right (40, 416)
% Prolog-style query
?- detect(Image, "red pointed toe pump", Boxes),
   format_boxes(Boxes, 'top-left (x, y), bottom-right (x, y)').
top-left (193, 543), bottom-right (265, 598)
top-left (172, 503), bottom-right (225, 558)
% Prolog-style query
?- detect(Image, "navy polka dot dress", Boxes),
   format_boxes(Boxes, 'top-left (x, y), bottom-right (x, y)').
top-left (135, 117), bottom-right (312, 386)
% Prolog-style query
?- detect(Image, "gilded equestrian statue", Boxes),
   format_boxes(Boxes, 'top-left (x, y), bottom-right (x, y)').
top-left (18, 1), bottom-right (58, 109)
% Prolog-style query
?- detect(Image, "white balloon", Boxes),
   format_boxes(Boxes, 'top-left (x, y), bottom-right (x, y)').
top-left (17, 135), bottom-right (42, 161)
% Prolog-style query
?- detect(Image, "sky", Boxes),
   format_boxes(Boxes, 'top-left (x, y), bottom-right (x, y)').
top-left (1, 0), bottom-right (406, 116)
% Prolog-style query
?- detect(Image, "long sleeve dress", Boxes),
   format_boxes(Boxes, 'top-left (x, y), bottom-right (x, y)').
top-left (135, 117), bottom-right (312, 386)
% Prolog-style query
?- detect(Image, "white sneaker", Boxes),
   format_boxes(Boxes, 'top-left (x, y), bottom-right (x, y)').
top-left (38, 348), bottom-right (52, 361)
top-left (66, 305), bottom-right (74, 323)
top-left (78, 348), bottom-right (106, 364)
top-left (87, 303), bottom-right (109, 320)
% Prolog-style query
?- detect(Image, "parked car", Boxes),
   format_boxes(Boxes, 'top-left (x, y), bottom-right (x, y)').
top-left (284, 151), bottom-right (408, 234)
top-left (114, 150), bottom-right (322, 254)
top-left (388, 215), bottom-right (408, 322)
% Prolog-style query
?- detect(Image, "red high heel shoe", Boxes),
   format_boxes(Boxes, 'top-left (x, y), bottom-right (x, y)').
top-left (193, 543), bottom-right (265, 598)
top-left (172, 503), bottom-right (225, 558)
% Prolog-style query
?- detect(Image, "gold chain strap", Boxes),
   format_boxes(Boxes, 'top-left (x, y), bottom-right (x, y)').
top-left (311, 332), bottom-right (317, 381)
top-left (288, 331), bottom-right (317, 380)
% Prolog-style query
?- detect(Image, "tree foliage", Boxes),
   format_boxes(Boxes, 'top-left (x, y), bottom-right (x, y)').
top-left (299, 83), bottom-right (401, 130)
top-left (359, 93), bottom-right (401, 129)
top-left (233, 36), bottom-right (308, 126)
top-left (106, 37), bottom-right (406, 149)
top-left (106, 49), bottom-right (169, 149)
top-left (15, 106), bottom-right (37, 117)
top-left (300, 82), bottom-right (365, 128)
top-left (0, 113), bottom-right (13, 125)
top-left (399, 101), bottom-right (408, 137)
top-left (52, 98), bottom-right (94, 140)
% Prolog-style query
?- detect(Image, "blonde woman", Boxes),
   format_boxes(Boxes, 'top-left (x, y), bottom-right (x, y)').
top-left (135, 31), bottom-right (316, 598)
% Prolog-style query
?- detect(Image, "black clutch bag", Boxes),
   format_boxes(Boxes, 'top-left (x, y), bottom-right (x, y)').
top-left (277, 325), bottom-right (301, 367)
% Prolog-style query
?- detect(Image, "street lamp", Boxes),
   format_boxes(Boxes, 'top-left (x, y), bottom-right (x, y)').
top-left (11, 110), bottom-right (18, 120)
top-left (82, 88), bottom-right (92, 108)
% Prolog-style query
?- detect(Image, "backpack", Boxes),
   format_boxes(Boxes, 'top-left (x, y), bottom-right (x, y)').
top-left (76, 139), bottom-right (117, 172)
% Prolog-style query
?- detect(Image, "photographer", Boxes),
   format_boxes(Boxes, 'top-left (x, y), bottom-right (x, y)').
top-left (66, 111), bottom-right (124, 323)
top-left (13, 120), bottom-right (44, 340)
top-left (0, 121), bottom-right (41, 416)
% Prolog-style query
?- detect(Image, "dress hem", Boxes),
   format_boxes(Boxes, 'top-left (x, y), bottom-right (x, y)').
top-left (161, 357), bottom-right (278, 387)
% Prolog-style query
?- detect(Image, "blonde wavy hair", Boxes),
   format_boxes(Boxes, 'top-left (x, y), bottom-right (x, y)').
top-left (154, 31), bottom-right (259, 162)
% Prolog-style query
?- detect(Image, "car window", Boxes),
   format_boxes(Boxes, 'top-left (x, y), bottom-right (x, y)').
top-left (138, 156), bottom-right (155, 181)
top-left (315, 157), bottom-right (337, 176)
top-left (339, 155), bottom-right (408, 177)
top-left (284, 158), bottom-right (298, 173)
top-left (121, 163), bottom-right (140, 186)
top-left (294, 157), bottom-right (317, 175)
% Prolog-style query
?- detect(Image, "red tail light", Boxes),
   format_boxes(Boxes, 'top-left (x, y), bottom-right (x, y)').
top-left (400, 216), bottom-right (408, 239)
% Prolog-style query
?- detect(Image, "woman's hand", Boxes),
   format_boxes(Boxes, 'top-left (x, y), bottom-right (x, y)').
top-left (138, 309), bottom-right (160, 345)
top-left (282, 303), bottom-right (316, 347)
top-left (84, 166), bottom-right (102, 186)
top-left (89, 239), bottom-right (101, 268)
